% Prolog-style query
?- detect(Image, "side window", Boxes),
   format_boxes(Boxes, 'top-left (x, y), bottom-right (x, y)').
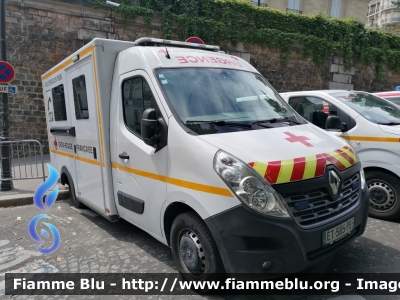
top-left (72, 75), bottom-right (89, 120)
top-left (122, 77), bottom-right (158, 137)
top-left (52, 84), bottom-right (67, 121)
top-left (288, 96), bottom-right (341, 129)
top-left (387, 97), bottom-right (400, 106)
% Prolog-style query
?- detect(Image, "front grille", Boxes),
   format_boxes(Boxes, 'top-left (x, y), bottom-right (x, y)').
top-left (281, 173), bottom-right (360, 229)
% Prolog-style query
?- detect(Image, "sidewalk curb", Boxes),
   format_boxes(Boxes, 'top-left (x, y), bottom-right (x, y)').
top-left (0, 190), bottom-right (69, 208)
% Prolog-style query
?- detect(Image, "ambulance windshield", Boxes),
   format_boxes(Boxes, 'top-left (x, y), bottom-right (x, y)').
top-left (155, 68), bottom-right (300, 134)
top-left (330, 91), bottom-right (400, 125)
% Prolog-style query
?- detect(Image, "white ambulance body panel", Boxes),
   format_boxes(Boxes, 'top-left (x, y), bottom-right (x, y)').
top-left (43, 39), bottom-right (137, 220)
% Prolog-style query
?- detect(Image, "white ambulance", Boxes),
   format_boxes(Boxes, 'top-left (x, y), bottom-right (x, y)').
top-left (281, 90), bottom-right (400, 221)
top-left (42, 38), bottom-right (368, 280)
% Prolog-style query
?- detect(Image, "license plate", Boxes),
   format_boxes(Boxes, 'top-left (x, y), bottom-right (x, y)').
top-left (322, 217), bottom-right (354, 246)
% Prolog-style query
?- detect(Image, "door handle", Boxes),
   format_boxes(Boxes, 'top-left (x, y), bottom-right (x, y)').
top-left (119, 152), bottom-right (130, 160)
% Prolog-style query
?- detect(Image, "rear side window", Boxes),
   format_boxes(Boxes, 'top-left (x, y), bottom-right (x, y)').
top-left (288, 96), bottom-right (340, 129)
top-left (72, 75), bottom-right (89, 120)
top-left (52, 84), bottom-right (67, 121)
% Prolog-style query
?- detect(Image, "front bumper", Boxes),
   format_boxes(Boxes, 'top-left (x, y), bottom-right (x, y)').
top-left (205, 168), bottom-right (369, 274)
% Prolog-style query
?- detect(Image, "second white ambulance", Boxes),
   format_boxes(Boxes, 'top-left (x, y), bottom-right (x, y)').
top-left (281, 90), bottom-right (400, 221)
top-left (42, 38), bottom-right (369, 281)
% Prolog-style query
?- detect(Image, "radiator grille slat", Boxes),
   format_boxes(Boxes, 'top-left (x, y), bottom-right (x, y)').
top-left (281, 173), bottom-right (360, 229)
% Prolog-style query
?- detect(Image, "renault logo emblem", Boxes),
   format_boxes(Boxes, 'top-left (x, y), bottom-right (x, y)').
top-left (329, 170), bottom-right (341, 195)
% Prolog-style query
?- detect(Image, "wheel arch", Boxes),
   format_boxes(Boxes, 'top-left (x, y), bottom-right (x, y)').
top-left (363, 166), bottom-right (400, 181)
top-left (163, 202), bottom-right (201, 246)
top-left (60, 166), bottom-right (76, 192)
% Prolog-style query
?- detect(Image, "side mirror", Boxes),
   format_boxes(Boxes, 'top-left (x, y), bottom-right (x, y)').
top-left (326, 115), bottom-right (347, 132)
top-left (141, 108), bottom-right (168, 152)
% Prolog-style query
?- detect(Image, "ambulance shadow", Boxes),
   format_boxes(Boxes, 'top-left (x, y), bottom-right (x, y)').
top-left (74, 205), bottom-right (400, 299)
top-left (325, 234), bottom-right (400, 272)
top-left (75, 206), bottom-right (177, 272)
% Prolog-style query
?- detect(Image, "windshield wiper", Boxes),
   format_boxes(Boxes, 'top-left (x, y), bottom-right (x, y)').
top-left (185, 120), bottom-right (252, 128)
top-left (378, 122), bottom-right (400, 126)
top-left (252, 118), bottom-right (301, 126)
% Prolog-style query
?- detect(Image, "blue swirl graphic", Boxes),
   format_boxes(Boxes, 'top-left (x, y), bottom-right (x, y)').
top-left (28, 214), bottom-right (60, 255)
top-left (41, 229), bottom-right (49, 238)
top-left (33, 164), bottom-right (59, 211)
top-left (29, 164), bottom-right (61, 255)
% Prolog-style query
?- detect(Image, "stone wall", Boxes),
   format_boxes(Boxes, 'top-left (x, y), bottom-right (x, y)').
top-left (0, 0), bottom-right (160, 152)
top-left (0, 0), bottom-right (399, 151)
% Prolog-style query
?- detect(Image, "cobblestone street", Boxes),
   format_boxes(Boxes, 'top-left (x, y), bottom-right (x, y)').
top-left (1, 200), bottom-right (400, 299)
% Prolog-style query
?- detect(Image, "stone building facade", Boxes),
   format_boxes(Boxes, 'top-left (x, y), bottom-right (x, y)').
top-left (0, 0), bottom-right (398, 151)
top-left (251, 0), bottom-right (369, 23)
top-left (366, 0), bottom-right (400, 30)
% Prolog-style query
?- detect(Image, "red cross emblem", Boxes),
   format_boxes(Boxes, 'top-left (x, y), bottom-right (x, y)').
top-left (284, 132), bottom-right (313, 147)
top-left (53, 138), bottom-right (58, 150)
top-left (158, 49), bottom-right (168, 55)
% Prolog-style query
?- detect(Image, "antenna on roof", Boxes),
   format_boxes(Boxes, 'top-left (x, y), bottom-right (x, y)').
top-left (163, 40), bottom-right (171, 59)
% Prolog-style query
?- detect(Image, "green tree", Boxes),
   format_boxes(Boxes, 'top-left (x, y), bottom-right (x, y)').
top-left (393, 1), bottom-right (400, 7)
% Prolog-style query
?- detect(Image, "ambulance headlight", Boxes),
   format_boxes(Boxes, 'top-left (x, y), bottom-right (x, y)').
top-left (214, 150), bottom-right (289, 218)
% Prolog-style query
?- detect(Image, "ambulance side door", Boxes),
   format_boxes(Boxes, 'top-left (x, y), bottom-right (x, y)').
top-left (115, 70), bottom-right (167, 237)
top-left (65, 58), bottom-right (105, 212)
top-left (47, 80), bottom-right (77, 186)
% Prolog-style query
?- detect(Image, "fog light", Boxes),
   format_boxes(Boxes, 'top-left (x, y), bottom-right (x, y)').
top-left (262, 260), bottom-right (272, 270)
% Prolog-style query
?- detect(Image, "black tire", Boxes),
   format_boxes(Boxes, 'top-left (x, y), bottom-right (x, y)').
top-left (66, 178), bottom-right (84, 209)
top-left (366, 170), bottom-right (400, 221)
top-left (170, 211), bottom-right (225, 286)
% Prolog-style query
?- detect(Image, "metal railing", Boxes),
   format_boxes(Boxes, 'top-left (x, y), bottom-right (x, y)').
top-left (382, 16), bottom-right (400, 24)
top-left (0, 140), bottom-right (45, 182)
top-left (286, 8), bottom-right (302, 14)
top-left (368, 7), bottom-right (380, 15)
top-left (251, 1), bottom-right (267, 7)
top-left (381, 4), bottom-right (399, 11)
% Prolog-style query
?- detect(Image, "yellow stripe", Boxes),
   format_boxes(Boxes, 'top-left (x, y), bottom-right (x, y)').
top-left (341, 147), bottom-right (358, 163)
top-left (326, 151), bottom-right (352, 168)
top-left (112, 163), bottom-right (232, 197)
top-left (342, 136), bottom-right (400, 143)
top-left (42, 59), bottom-right (73, 80)
top-left (75, 155), bottom-right (101, 166)
top-left (253, 162), bottom-right (268, 177)
top-left (90, 47), bottom-right (106, 168)
top-left (303, 155), bottom-right (317, 179)
top-left (42, 45), bottom-right (94, 80)
top-left (118, 165), bottom-right (167, 182)
top-left (80, 46), bottom-right (93, 57)
top-left (51, 149), bottom-right (74, 159)
top-left (167, 177), bottom-right (233, 197)
top-left (276, 159), bottom-right (294, 184)
top-left (50, 149), bottom-right (100, 166)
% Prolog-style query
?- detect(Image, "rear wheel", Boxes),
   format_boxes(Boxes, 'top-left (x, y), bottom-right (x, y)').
top-left (170, 211), bottom-right (225, 285)
top-left (66, 177), bottom-right (84, 208)
top-left (366, 170), bottom-right (400, 221)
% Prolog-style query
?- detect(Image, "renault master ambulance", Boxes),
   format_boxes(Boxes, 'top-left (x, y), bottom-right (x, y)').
top-left (281, 90), bottom-right (400, 221)
top-left (42, 38), bottom-right (369, 281)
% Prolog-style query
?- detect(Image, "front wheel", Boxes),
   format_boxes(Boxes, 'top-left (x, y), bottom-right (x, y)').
top-left (366, 170), bottom-right (400, 221)
top-left (170, 212), bottom-right (225, 284)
